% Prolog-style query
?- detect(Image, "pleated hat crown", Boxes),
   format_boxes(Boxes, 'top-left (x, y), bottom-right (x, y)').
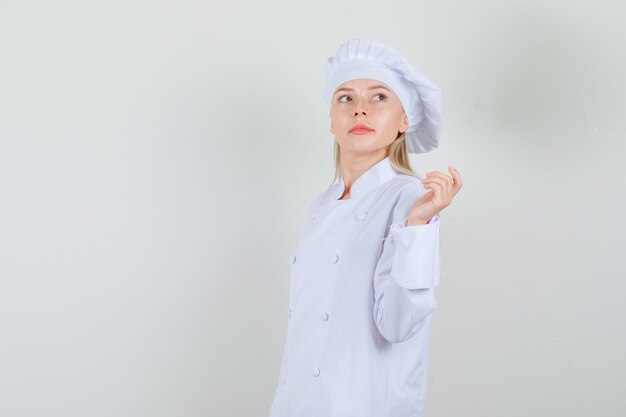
top-left (323, 38), bottom-right (443, 154)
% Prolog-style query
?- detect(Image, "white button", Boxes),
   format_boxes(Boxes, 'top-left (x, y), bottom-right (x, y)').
top-left (356, 211), bottom-right (367, 220)
top-left (290, 255), bottom-right (296, 264)
top-left (312, 210), bottom-right (319, 220)
top-left (331, 254), bottom-right (339, 263)
top-left (321, 311), bottom-right (329, 321)
top-left (289, 308), bottom-right (292, 319)
top-left (313, 367), bottom-right (320, 377)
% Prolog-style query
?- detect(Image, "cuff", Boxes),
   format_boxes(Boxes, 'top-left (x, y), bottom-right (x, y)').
top-left (388, 214), bottom-right (440, 289)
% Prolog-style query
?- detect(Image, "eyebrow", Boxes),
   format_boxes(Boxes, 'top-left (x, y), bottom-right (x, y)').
top-left (333, 85), bottom-right (392, 95)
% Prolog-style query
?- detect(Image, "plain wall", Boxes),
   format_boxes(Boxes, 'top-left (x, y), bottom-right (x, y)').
top-left (1, 0), bottom-right (624, 416)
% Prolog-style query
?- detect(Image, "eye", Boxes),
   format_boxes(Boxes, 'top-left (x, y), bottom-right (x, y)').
top-left (373, 93), bottom-right (387, 101)
top-left (337, 95), bottom-right (351, 103)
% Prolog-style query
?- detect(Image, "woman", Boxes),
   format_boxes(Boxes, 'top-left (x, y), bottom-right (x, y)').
top-left (269, 38), bottom-right (463, 417)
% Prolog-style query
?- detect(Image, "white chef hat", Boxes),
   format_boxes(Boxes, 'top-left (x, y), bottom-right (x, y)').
top-left (323, 38), bottom-right (443, 154)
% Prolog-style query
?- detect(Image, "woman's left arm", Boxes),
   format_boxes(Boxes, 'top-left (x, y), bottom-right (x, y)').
top-left (372, 207), bottom-right (441, 343)
top-left (372, 166), bottom-right (462, 343)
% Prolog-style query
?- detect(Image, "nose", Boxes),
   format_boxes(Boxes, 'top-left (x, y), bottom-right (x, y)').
top-left (354, 97), bottom-right (369, 116)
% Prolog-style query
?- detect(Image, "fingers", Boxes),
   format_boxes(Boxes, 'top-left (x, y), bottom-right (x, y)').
top-left (421, 181), bottom-right (440, 205)
top-left (448, 166), bottom-right (463, 195)
top-left (424, 167), bottom-right (463, 197)
top-left (425, 171), bottom-right (454, 190)
top-left (419, 166), bottom-right (462, 214)
top-left (421, 176), bottom-right (448, 205)
top-left (424, 172), bottom-right (452, 194)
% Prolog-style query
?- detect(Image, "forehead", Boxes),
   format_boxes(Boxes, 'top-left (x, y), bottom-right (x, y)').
top-left (335, 78), bottom-right (393, 91)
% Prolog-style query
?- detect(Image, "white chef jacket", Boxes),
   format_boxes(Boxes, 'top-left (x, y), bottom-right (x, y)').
top-left (269, 155), bottom-right (441, 417)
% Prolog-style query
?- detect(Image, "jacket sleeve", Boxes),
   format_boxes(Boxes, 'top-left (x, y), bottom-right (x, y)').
top-left (372, 181), bottom-right (441, 343)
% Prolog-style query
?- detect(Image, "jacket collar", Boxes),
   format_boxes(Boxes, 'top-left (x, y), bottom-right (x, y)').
top-left (331, 156), bottom-right (399, 201)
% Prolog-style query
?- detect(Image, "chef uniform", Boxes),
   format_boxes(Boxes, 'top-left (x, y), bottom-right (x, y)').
top-left (269, 38), bottom-right (444, 417)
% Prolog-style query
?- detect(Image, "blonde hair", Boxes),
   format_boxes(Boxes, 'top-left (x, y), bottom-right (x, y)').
top-left (331, 131), bottom-right (421, 184)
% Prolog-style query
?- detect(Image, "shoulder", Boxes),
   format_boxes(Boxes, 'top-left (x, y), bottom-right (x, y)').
top-left (388, 174), bottom-right (429, 220)
top-left (390, 174), bottom-right (429, 201)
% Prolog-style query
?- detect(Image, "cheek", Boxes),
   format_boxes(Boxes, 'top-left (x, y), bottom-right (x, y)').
top-left (377, 114), bottom-right (396, 131)
top-left (380, 111), bottom-right (403, 130)
top-left (330, 110), bottom-right (349, 126)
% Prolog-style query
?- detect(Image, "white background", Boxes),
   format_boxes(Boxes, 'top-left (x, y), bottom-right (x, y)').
top-left (1, 1), bottom-right (625, 416)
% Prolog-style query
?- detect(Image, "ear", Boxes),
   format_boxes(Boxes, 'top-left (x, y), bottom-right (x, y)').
top-left (399, 114), bottom-right (409, 133)
top-left (330, 122), bottom-right (334, 135)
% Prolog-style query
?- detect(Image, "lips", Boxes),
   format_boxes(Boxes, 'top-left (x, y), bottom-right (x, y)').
top-left (349, 123), bottom-right (374, 134)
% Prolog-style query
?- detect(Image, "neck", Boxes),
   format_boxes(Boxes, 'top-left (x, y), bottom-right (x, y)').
top-left (339, 151), bottom-right (389, 190)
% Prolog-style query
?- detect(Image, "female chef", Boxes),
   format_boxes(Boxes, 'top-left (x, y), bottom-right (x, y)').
top-left (269, 38), bottom-right (462, 417)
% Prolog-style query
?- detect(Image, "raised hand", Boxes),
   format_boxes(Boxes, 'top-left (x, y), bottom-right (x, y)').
top-left (406, 166), bottom-right (463, 225)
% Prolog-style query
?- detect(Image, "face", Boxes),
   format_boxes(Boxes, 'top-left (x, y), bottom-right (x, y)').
top-left (330, 78), bottom-right (409, 157)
